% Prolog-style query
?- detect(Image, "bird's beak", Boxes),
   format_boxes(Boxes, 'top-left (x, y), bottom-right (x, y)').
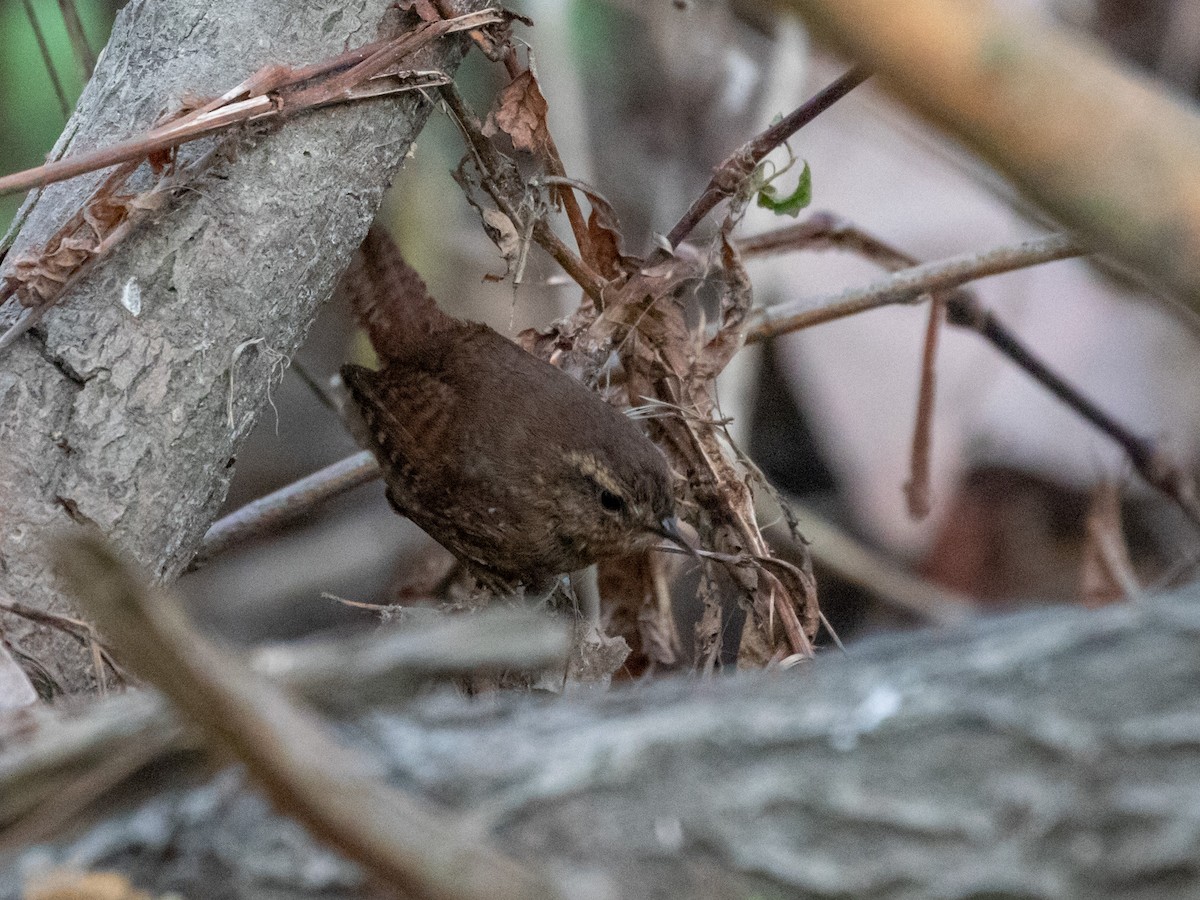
top-left (655, 516), bottom-right (699, 557)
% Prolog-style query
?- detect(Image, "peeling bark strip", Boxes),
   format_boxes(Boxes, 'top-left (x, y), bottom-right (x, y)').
top-left (0, 8), bottom-right (500, 351)
top-left (3, 591), bottom-right (1199, 898)
top-left (0, 0), bottom-right (486, 695)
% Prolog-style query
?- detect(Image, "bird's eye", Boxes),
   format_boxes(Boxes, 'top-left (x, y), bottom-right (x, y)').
top-left (599, 490), bottom-right (625, 513)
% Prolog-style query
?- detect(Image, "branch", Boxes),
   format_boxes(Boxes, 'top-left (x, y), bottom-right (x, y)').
top-left (745, 231), bottom-right (1082, 340)
top-left (904, 293), bottom-right (943, 519)
top-left (52, 533), bottom-right (565, 900)
top-left (21, 0), bottom-right (71, 121)
top-left (664, 65), bottom-right (871, 249)
top-left (6, 585), bottom-right (1200, 896)
top-left (0, 10), bottom-right (499, 198)
top-left (191, 450), bottom-right (381, 568)
top-left (744, 225), bottom-right (1200, 527)
top-left (438, 82), bottom-right (607, 304)
top-left (954, 299), bottom-right (1200, 526)
top-left (0, 603), bottom-right (570, 840)
top-left (777, 0), bottom-right (1200, 310)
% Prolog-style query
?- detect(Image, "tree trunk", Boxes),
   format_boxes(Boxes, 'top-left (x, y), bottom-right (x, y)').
top-left (3, 592), bottom-right (1198, 898)
top-left (0, 0), bottom-right (476, 695)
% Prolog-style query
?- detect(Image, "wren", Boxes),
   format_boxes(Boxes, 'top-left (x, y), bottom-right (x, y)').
top-left (339, 226), bottom-right (684, 593)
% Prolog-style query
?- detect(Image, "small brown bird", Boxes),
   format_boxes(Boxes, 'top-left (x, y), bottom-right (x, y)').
top-left (339, 227), bottom-right (684, 593)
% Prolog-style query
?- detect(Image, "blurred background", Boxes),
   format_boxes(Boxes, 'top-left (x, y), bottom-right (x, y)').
top-left (4, 0), bottom-right (1200, 649)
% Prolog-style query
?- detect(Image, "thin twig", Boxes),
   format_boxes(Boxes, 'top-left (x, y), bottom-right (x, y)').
top-left (744, 221), bottom-right (1200, 528)
top-left (1082, 482), bottom-right (1145, 605)
top-left (746, 231), bottom-right (1083, 341)
top-left (0, 598), bottom-right (123, 684)
top-left (56, 0), bottom-right (96, 81)
top-left (664, 66), bottom-right (871, 249)
top-left (438, 82), bottom-right (607, 304)
top-left (512, 54), bottom-right (594, 269)
top-left (288, 358), bottom-right (342, 414)
top-left (905, 294), bottom-right (943, 519)
top-left (543, 135), bottom-right (594, 268)
top-left (0, 98), bottom-right (262, 200)
top-left (22, 0), bottom-right (72, 121)
top-left (756, 491), bottom-right (979, 626)
top-left (954, 298), bottom-right (1200, 527)
top-left (191, 451), bottom-right (381, 568)
top-left (736, 211), bottom-right (915, 267)
top-left (0, 10), bottom-right (497, 199)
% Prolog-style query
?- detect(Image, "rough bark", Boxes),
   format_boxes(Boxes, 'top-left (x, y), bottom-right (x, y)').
top-left (3, 591), bottom-right (1200, 898)
top-left (0, 0), bottom-right (476, 694)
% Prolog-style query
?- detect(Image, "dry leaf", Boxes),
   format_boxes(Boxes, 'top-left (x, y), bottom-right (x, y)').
top-left (596, 552), bottom-right (682, 674)
top-left (545, 176), bottom-right (634, 279)
top-left (566, 620), bottom-right (630, 686)
top-left (586, 207), bottom-right (631, 280)
top-left (146, 146), bottom-right (175, 175)
top-left (594, 239), bottom-right (818, 663)
top-left (487, 70), bottom-right (551, 157)
top-left (1, 165), bottom-right (140, 310)
top-left (637, 553), bottom-right (682, 668)
top-left (597, 554), bottom-right (656, 675)
top-left (480, 208), bottom-right (521, 280)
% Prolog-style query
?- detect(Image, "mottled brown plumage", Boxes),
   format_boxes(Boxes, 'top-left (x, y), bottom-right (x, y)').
top-left (339, 227), bottom-right (681, 593)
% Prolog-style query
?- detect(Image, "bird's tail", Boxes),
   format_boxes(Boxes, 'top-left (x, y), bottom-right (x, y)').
top-left (338, 225), bottom-right (453, 361)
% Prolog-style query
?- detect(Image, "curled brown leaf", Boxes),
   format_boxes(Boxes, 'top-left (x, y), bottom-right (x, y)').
top-left (486, 69), bottom-right (552, 157)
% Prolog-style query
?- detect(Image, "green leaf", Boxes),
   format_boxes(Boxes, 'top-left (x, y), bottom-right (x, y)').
top-left (755, 161), bottom-right (812, 217)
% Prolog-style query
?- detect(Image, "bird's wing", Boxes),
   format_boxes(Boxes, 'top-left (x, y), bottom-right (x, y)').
top-left (340, 362), bottom-right (456, 487)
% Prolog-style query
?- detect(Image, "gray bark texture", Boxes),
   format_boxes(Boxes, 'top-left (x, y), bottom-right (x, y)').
top-left (3, 591), bottom-right (1199, 899)
top-left (0, 0), bottom-right (475, 694)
